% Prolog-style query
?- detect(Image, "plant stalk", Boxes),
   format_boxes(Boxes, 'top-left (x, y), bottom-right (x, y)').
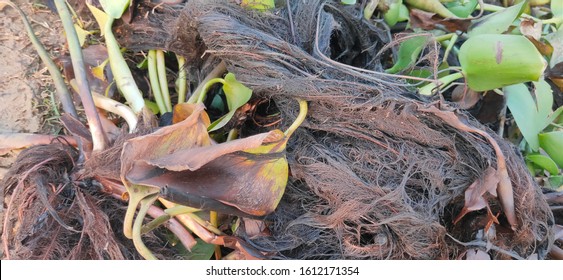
top-left (418, 72), bottom-right (464, 96)
top-left (104, 18), bottom-right (145, 114)
top-left (54, 0), bottom-right (107, 151)
top-left (148, 50), bottom-right (167, 114)
top-left (1, 1), bottom-right (78, 118)
top-left (187, 61), bottom-right (227, 103)
top-left (176, 55), bottom-right (188, 104)
top-left (156, 50), bottom-right (172, 112)
top-left (284, 99), bottom-right (308, 138)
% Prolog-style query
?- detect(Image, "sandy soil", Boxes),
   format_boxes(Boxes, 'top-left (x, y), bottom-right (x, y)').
top-left (0, 1), bottom-right (65, 177)
top-left (1, 0), bottom-right (66, 258)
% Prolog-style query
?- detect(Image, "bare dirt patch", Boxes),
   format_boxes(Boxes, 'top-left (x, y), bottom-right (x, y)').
top-left (0, 1), bottom-right (64, 177)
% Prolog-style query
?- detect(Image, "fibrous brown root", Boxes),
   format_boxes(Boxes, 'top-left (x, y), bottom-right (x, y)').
top-left (121, 0), bottom-right (550, 259)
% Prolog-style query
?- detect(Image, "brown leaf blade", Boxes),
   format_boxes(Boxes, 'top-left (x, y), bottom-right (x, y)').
top-left (121, 103), bottom-right (289, 217)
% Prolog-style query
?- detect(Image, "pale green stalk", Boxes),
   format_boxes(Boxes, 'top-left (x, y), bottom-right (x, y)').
top-left (55, 0), bottom-right (107, 151)
top-left (104, 18), bottom-right (145, 114)
top-left (148, 50), bottom-right (168, 114)
top-left (156, 50), bottom-right (172, 112)
top-left (176, 55), bottom-right (187, 104)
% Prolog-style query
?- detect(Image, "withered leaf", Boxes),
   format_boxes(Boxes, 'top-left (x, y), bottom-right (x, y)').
top-left (454, 167), bottom-right (499, 224)
top-left (0, 133), bottom-right (77, 155)
top-left (409, 9), bottom-right (471, 32)
top-left (121, 103), bottom-right (289, 217)
top-left (451, 85), bottom-right (481, 110)
top-left (127, 130), bottom-right (288, 217)
top-left (121, 103), bottom-right (211, 180)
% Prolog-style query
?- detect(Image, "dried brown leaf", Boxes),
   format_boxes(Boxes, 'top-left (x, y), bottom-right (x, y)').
top-left (409, 9), bottom-right (471, 32)
top-left (520, 19), bottom-right (541, 41)
top-left (121, 103), bottom-right (289, 217)
top-left (451, 85), bottom-right (481, 110)
top-left (0, 133), bottom-right (77, 155)
top-left (419, 105), bottom-right (516, 229)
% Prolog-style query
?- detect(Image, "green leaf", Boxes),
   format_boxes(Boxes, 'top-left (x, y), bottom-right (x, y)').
top-left (459, 34), bottom-right (546, 91)
top-left (144, 99), bottom-right (159, 115)
top-left (444, 0), bottom-right (478, 18)
top-left (547, 176), bottom-right (563, 189)
top-left (174, 238), bottom-right (216, 260)
top-left (552, 0), bottom-right (562, 28)
top-left (539, 131), bottom-right (563, 168)
top-left (404, 0), bottom-right (457, 18)
top-left (526, 154), bottom-right (560, 175)
top-left (341, 0), bottom-right (357, 4)
top-left (99, 0), bottom-right (130, 19)
top-left (208, 73), bottom-right (252, 132)
top-left (385, 35), bottom-right (428, 74)
top-left (383, 0), bottom-right (403, 27)
top-left (467, 0), bottom-right (527, 37)
top-left (505, 82), bottom-right (552, 151)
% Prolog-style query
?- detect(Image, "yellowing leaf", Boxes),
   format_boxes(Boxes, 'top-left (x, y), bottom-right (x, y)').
top-left (86, 3), bottom-right (109, 36)
top-left (121, 103), bottom-right (289, 217)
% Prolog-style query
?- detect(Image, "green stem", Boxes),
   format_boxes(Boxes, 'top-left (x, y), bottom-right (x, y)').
top-left (418, 72), bottom-right (464, 96)
top-left (478, 3), bottom-right (504, 12)
top-left (186, 213), bottom-right (223, 235)
top-left (2, 1), bottom-right (78, 119)
top-left (69, 79), bottom-right (137, 131)
top-left (148, 50), bottom-right (167, 114)
top-left (123, 184), bottom-right (159, 239)
top-left (195, 78), bottom-right (225, 104)
top-left (156, 50), bottom-right (172, 112)
top-left (176, 55), bottom-right (187, 104)
top-left (442, 34), bottom-right (458, 64)
top-left (435, 33), bottom-right (454, 42)
top-left (187, 62), bottom-right (227, 103)
top-left (363, 0), bottom-right (378, 20)
top-left (104, 18), bottom-right (145, 114)
top-left (55, 0), bottom-right (107, 151)
top-left (141, 205), bottom-right (197, 234)
top-left (132, 194), bottom-right (158, 260)
top-left (284, 99), bottom-right (308, 138)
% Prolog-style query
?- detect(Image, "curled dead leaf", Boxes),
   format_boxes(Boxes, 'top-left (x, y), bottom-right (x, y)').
top-left (121, 103), bottom-right (290, 217)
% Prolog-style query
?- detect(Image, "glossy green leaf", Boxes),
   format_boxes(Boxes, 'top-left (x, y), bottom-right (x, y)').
top-left (404, 0), bottom-right (457, 18)
top-left (341, 0), bottom-right (357, 4)
top-left (539, 131), bottom-right (563, 168)
top-left (467, 0), bottom-right (527, 37)
top-left (383, 0), bottom-right (403, 27)
top-left (505, 81), bottom-right (556, 151)
top-left (547, 176), bottom-right (563, 189)
top-left (385, 35), bottom-right (428, 74)
top-left (444, 0), bottom-right (478, 18)
top-left (526, 154), bottom-right (560, 175)
top-left (459, 34), bottom-right (546, 91)
top-left (99, 0), bottom-right (130, 19)
top-left (175, 238), bottom-right (216, 260)
top-left (398, 4), bottom-right (409, 21)
top-left (144, 99), bottom-right (159, 115)
top-left (552, 0), bottom-right (562, 28)
top-left (208, 73), bottom-right (252, 132)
